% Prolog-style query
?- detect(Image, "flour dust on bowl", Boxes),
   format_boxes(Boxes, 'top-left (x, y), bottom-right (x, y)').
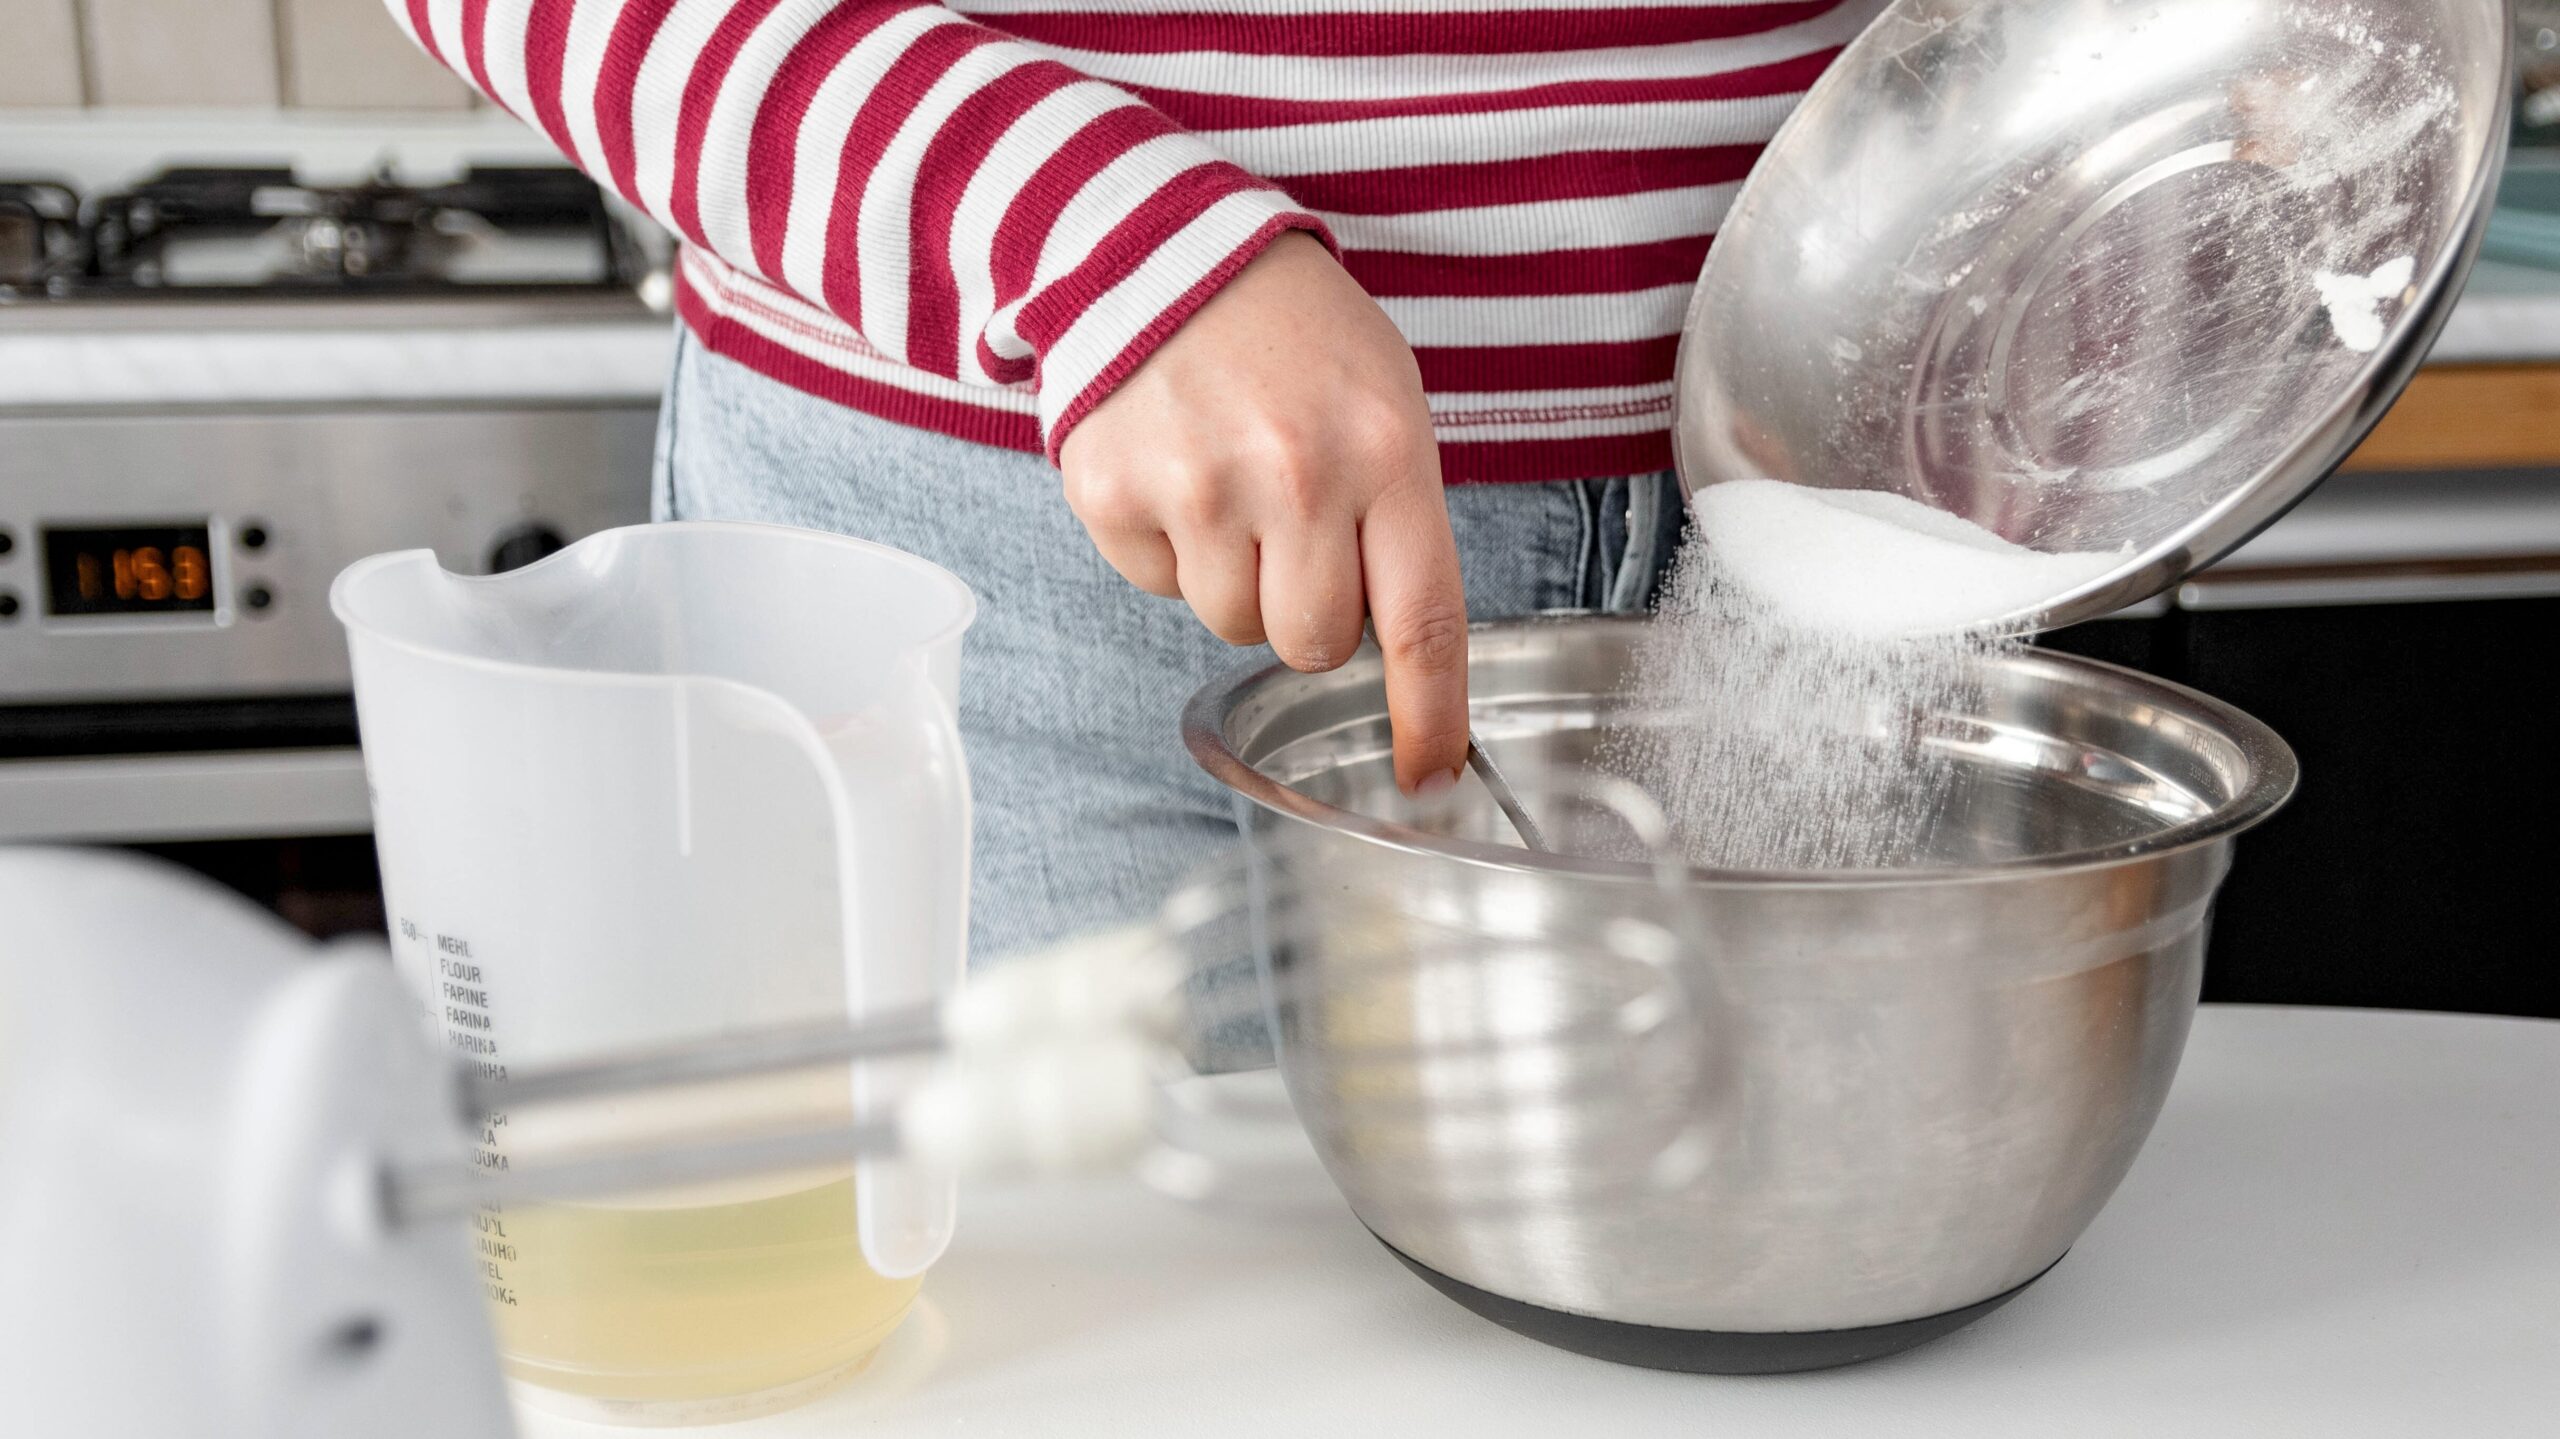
top-left (1184, 617), bottom-right (2296, 1373)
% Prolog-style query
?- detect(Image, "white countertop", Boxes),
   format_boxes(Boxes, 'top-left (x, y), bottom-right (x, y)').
top-left (0, 310), bottom-right (679, 409)
top-left (519, 1005), bottom-right (2560, 1439)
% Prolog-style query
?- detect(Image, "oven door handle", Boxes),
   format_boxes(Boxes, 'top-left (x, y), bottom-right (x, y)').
top-left (2176, 554), bottom-right (2560, 611)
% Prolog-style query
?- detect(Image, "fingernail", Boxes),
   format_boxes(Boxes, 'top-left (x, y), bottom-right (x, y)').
top-left (1414, 767), bottom-right (1460, 799)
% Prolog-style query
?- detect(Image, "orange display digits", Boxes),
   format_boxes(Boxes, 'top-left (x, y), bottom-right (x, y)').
top-left (128, 547), bottom-right (173, 602)
top-left (173, 545), bottom-right (210, 602)
top-left (43, 525), bottom-right (219, 616)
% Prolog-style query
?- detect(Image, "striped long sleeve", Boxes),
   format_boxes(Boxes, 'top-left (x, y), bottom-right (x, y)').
top-left (384, 0), bottom-right (1329, 455)
top-left (386, 1), bottom-right (1871, 483)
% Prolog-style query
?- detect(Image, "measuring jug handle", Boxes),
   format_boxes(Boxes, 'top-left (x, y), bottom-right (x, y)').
top-left (824, 655), bottom-right (969, 1279)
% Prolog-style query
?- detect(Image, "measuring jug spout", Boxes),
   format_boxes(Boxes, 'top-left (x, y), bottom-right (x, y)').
top-left (332, 521), bottom-right (977, 1289)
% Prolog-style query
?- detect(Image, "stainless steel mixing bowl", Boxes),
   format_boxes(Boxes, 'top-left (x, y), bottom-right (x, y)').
top-left (1675, 0), bottom-right (2513, 631)
top-left (1184, 617), bottom-right (2295, 1371)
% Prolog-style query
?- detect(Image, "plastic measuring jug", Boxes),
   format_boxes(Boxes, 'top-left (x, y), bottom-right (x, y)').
top-left (331, 521), bottom-right (973, 1421)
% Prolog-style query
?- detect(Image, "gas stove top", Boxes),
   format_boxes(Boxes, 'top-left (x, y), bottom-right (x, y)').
top-left (0, 163), bottom-right (649, 305)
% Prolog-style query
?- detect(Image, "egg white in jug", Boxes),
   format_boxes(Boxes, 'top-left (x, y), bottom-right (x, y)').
top-left (490, 1178), bottom-right (919, 1415)
top-left (473, 1066), bottom-right (922, 1422)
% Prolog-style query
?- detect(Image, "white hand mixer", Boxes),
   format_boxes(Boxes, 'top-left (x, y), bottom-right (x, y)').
top-left (0, 845), bottom-right (1171, 1439)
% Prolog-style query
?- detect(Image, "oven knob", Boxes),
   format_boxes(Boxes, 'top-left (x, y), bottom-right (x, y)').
top-left (486, 523), bottom-right (567, 575)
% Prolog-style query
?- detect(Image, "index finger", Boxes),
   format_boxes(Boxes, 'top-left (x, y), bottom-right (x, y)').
top-left (1359, 477), bottom-right (1471, 795)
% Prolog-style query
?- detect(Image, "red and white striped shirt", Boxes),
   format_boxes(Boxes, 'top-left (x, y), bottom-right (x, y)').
top-left (387, 1), bottom-right (1868, 483)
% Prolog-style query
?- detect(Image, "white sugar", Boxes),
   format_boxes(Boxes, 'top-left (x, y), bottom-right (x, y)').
top-left (1692, 481), bottom-right (2123, 638)
top-left (1606, 482), bottom-right (2122, 871)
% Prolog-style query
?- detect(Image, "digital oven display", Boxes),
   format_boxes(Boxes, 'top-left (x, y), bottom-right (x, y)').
top-left (42, 523), bottom-right (218, 617)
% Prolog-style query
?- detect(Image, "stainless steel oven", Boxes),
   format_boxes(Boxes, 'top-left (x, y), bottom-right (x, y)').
top-left (0, 392), bottom-right (655, 842)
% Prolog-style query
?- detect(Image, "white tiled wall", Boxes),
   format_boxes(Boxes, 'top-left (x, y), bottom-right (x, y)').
top-left (85, 0), bottom-right (281, 106)
top-left (278, 0), bottom-right (471, 110)
top-left (1, 0), bottom-right (469, 109)
top-left (0, 0), bottom-right (88, 108)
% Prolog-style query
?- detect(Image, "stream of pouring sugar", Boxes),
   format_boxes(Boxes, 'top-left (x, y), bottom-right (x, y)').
top-left (1605, 481), bottom-right (2123, 871)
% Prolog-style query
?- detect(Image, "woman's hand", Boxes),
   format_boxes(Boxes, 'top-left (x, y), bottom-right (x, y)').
top-left (1059, 232), bottom-right (1469, 796)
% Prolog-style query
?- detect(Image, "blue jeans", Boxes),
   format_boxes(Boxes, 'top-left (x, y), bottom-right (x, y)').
top-left (654, 329), bottom-right (1681, 963)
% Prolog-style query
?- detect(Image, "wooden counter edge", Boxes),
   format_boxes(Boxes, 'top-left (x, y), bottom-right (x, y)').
top-left (2343, 362), bottom-right (2560, 473)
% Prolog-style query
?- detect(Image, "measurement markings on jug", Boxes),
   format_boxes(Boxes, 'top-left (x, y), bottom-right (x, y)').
top-left (404, 918), bottom-right (518, 1308)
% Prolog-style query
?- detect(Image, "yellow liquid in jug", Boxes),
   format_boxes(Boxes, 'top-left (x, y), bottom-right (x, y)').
top-left (486, 1177), bottom-right (921, 1412)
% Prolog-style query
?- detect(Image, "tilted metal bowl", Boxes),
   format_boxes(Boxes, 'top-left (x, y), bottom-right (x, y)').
top-left (1675, 0), bottom-right (2512, 632)
top-left (1184, 617), bottom-right (2295, 1371)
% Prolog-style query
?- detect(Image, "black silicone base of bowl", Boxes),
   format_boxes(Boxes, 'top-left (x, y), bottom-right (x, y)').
top-left (1377, 1233), bottom-right (2058, 1374)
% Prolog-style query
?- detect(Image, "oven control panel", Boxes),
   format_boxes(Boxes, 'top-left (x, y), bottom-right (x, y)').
top-left (0, 405), bottom-right (655, 703)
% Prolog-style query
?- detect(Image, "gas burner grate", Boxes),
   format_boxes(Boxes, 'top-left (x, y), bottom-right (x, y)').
top-left (0, 180), bottom-right (82, 295)
top-left (2, 163), bottom-right (648, 302)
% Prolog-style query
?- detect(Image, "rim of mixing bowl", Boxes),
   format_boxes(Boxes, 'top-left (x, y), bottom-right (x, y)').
top-left (1180, 614), bottom-right (2298, 889)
